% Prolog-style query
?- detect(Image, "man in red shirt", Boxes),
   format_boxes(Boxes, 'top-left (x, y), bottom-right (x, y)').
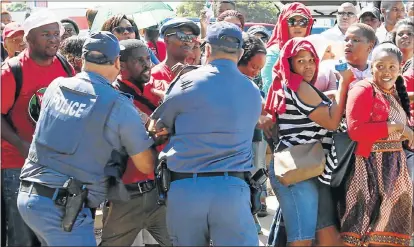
top-left (2, 22), bottom-right (26, 62)
top-left (1, 10), bottom-right (74, 246)
top-left (144, 18), bottom-right (200, 106)
top-left (144, 25), bottom-right (167, 62)
top-left (100, 39), bottom-right (171, 246)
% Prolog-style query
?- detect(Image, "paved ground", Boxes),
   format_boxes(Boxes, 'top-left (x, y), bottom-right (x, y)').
top-left (95, 196), bottom-right (279, 246)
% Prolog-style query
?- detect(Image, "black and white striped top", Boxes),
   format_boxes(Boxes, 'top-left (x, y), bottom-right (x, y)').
top-left (275, 84), bottom-right (336, 185)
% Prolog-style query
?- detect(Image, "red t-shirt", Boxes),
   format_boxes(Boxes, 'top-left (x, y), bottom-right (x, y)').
top-left (144, 62), bottom-right (175, 106)
top-left (403, 67), bottom-right (414, 126)
top-left (1, 50), bottom-right (75, 169)
top-left (115, 77), bottom-right (160, 184)
top-left (147, 40), bottom-right (166, 62)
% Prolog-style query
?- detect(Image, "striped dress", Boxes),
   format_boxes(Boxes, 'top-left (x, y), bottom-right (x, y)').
top-left (276, 84), bottom-right (335, 184)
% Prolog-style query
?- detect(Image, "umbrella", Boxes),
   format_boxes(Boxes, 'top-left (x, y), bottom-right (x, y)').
top-left (90, 2), bottom-right (176, 32)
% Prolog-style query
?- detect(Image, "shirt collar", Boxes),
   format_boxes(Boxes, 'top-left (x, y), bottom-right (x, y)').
top-left (116, 76), bottom-right (143, 95)
top-left (78, 71), bottom-right (113, 86)
top-left (209, 59), bottom-right (238, 68)
top-left (333, 25), bottom-right (345, 37)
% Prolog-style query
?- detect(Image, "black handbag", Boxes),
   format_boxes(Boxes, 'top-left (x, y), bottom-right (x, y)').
top-left (330, 132), bottom-right (356, 188)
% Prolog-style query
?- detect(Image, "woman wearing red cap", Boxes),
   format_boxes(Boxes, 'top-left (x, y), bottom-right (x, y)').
top-left (265, 37), bottom-right (353, 246)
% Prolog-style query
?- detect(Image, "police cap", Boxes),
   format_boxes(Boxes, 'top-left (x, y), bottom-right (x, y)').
top-left (205, 22), bottom-right (243, 49)
top-left (83, 31), bottom-right (125, 64)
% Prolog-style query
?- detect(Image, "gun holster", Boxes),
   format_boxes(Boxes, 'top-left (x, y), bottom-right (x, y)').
top-left (155, 158), bottom-right (171, 205)
top-left (247, 168), bottom-right (268, 215)
top-left (59, 178), bottom-right (88, 232)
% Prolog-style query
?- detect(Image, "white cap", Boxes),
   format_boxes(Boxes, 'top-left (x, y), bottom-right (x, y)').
top-left (23, 9), bottom-right (64, 41)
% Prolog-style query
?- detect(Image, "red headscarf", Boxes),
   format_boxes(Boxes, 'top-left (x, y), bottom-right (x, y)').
top-left (266, 2), bottom-right (314, 49)
top-left (265, 37), bottom-right (320, 122)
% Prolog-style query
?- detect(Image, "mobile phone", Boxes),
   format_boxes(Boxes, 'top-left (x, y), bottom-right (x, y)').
top-left (335, 61), bottom-right (348, 72)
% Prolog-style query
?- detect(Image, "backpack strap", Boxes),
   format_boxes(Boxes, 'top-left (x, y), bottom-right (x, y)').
top-left (115, 79), bottom-right (157, 112)
top-left (7, 57), bottom-right (23, 107)
top-left (1, 57), bottom-right (23, 129)
top-left (56, 52), bottom-right (73, 77)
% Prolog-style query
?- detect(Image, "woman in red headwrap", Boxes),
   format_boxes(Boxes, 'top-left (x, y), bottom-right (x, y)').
top-left (261, 2), bottom-right (313, 100)
top-left (265, 37), bottom-right (353, 246)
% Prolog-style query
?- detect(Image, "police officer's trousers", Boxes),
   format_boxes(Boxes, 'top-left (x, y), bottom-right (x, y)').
top-left (17, 189), bottom-right (96, 246)
top-left (166, 174), bottom-right (258, 246)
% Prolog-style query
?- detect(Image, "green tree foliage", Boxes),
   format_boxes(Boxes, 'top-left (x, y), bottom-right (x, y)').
top-left (6, 2), bottom-right (28, 12)
top-left (176, 1), bottom-right (279, 24)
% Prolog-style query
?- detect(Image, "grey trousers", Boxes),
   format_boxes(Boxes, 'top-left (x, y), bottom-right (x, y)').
top-left (100, 187), bottom-right (171, 246)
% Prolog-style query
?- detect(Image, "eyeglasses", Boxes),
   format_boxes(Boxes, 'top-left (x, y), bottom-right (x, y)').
top-left (338, 12), bottom-right (356, 17)
top-left (112, 26), bottom-right (135, 34)
top-left (287, 18), bottom-right (309, 28)
top-left (165, 31), bottom-right (197, 43)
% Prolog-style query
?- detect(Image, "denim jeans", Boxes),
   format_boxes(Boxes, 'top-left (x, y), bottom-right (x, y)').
top-left (1, 169), bottom-right (41, 246)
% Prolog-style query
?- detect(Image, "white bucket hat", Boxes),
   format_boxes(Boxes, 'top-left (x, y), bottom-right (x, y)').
top-left (23, 9), bottom-right (65, 42)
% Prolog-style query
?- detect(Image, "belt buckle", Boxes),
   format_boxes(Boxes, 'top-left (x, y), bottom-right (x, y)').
top-left (137, 181), bottom-right (147, 194)
top-left (137, 182), bottom-right (143, 193)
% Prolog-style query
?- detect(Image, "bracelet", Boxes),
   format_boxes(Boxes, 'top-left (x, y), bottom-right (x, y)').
top-left (400, 125), bottom-right (406, 140)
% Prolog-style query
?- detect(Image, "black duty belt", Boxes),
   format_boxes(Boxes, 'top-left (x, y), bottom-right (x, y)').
top-left (20, 180), bottom-right (67, 200)
top-left (125, 180), bottom-right (155, 194)
top-left (171, 171), bottom-right (248, 182)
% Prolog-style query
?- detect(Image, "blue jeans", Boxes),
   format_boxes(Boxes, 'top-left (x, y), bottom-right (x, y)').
top-left (17, 187), bottom-right (96, 246)
top-left (268, 160), bottom-right (335, 243)
top-left (269, 160), bottom-right (318, 243)
top-left (166, 175), bottom-right (258, 246)
top-left (1, 169), bottom-right (41, 246)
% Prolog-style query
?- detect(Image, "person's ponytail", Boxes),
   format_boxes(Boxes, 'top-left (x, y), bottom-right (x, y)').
top-left (395, 75), bottom-right (411, 119)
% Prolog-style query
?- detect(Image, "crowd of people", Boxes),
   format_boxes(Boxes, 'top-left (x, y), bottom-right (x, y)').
top-left (1, 0), bottom-right (414, 246)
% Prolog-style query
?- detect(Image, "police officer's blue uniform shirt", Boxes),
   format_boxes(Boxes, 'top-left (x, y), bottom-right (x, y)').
top-left (20, 71), bottom-right (154, 207)
top-left (151, 59), bottom-right (262, 173)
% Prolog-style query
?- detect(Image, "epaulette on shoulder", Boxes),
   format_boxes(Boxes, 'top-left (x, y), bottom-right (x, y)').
top-left (165, 65), bottom-right (199, 95)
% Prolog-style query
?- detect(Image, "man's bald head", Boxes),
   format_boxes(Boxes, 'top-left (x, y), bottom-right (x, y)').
top-left (338, 2), bottom-right (357, 13)
top-left (337, 2), bottom-right (358, 32)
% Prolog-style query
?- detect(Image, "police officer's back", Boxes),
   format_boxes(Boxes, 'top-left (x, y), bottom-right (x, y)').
top-left (17, 32), bottom-right (155, 246)
top-left (151, 22), bottom-right (262, 246)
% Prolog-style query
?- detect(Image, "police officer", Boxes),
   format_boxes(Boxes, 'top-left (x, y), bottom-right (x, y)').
top-left (16, 31), bottom-right (155, 246)
top-left (150, 22), bottom-right (262, 246)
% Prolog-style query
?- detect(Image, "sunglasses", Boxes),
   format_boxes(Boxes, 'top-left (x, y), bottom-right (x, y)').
top-left (166, 31), bottom-right (197, 43)
top-left (112, 26), bottom-right (135, 34)
top-left (337, 12), bottom-right (356, 17)
top-left (287, 18), bottom-right (309, 28)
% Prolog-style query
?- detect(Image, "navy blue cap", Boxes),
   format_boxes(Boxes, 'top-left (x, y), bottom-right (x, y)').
top-left (247, 25), bottom-right (271, 39)
top-left (205, 22), bottom-right (243, 49)
top-left (82, 31), bottom-right (125, 64)
top-left (160, 18), bottom-right (200, 36)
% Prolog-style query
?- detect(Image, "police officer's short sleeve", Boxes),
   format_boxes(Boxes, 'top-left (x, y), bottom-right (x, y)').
top-left (116, 97), bottom-right (154, 156)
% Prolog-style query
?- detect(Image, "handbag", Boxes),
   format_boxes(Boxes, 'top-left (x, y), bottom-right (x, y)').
top-left (273, 141), bottom-right (326, 186)
top-left (330, 132), bottom-right (356, 188)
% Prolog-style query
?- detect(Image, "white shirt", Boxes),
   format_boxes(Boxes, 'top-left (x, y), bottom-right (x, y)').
top-left (376, 24), bottom-right (392, 43)
top-left (321, 25), bottom-right (346, 42)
